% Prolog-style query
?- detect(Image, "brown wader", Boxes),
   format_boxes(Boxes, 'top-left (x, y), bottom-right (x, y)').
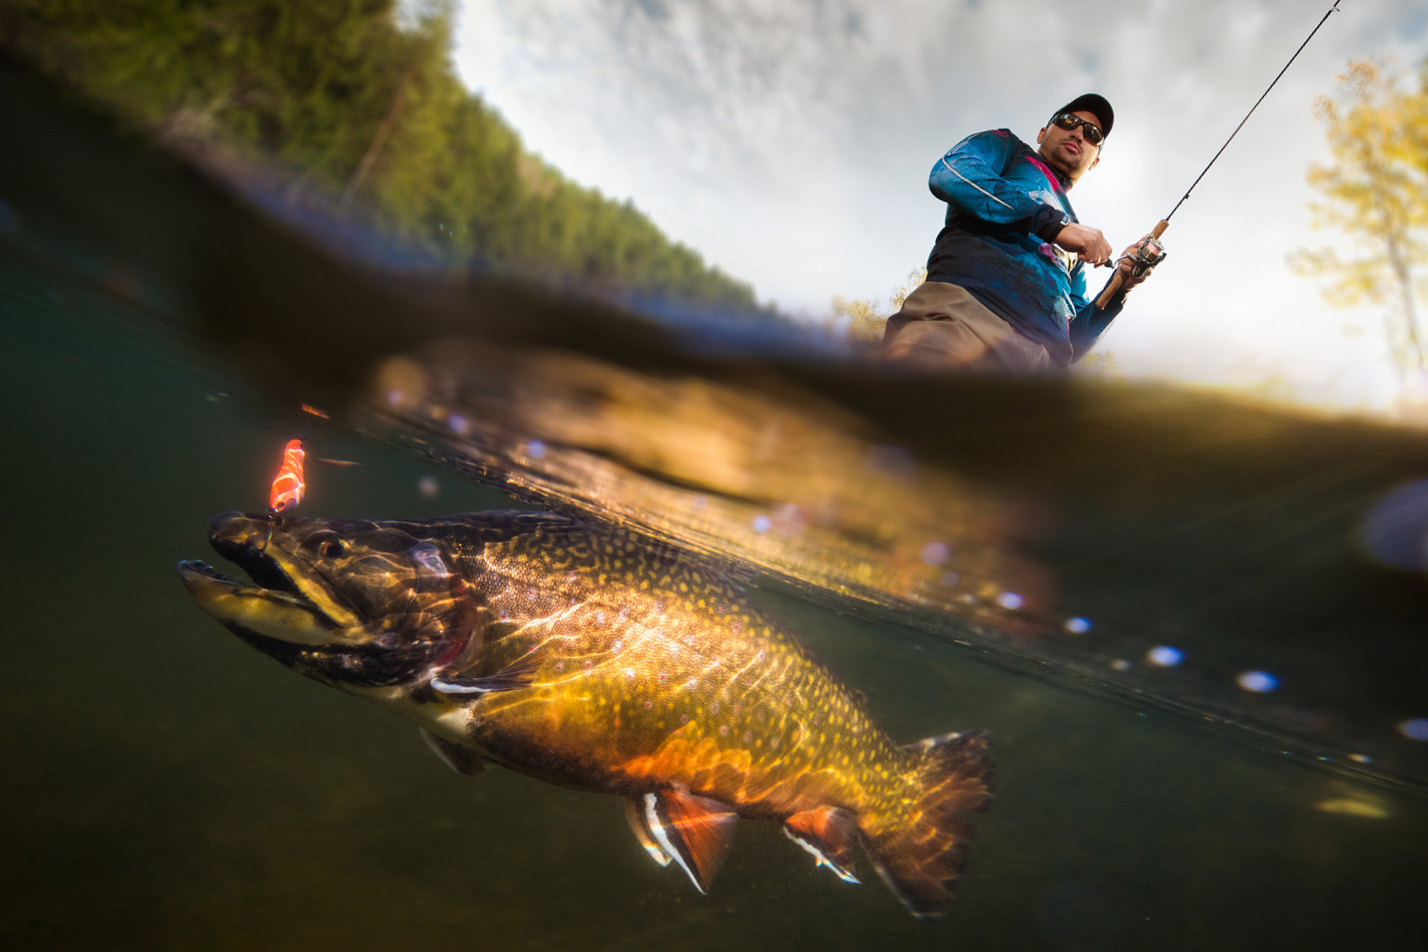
top-left (882, 282), bottom-right (1050, 373)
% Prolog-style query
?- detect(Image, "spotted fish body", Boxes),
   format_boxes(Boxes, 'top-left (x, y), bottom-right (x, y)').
top-left (179, 510), bottom-right (992, 917)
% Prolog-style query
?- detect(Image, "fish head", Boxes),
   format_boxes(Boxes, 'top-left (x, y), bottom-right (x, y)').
top-left (179, 511), bottom-right (474, 690)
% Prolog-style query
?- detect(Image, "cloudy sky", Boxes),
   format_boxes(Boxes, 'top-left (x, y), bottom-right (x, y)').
top-left (454, 0), bottom-right (1428, 412)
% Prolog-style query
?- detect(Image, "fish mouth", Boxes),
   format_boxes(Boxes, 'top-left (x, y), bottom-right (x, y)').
top-left (178, 511), bottom-right (365, 648)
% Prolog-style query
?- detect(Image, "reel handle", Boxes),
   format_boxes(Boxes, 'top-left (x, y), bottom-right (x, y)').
top-left (1094, 219), bottom-right (1169, 309)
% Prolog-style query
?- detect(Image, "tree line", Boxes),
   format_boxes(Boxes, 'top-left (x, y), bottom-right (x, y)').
top-left (0, 0), bottom-right (761, 310)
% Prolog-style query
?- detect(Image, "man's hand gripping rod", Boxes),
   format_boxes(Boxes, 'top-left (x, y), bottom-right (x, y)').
top-left (1094, 221), bottom-right (1167, 309)
top-left (1092, 1), bottom-right (1341, 311)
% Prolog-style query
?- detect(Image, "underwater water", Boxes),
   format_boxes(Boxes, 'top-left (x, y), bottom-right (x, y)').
top-left (3, 60), bottom-right (1428, 950)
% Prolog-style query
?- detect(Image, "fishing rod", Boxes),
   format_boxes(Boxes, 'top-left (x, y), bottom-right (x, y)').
top-left (1094, 0), bottom-right (1343, 308)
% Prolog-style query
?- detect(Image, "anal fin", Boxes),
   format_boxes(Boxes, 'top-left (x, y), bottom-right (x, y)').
top-left (420, 727), bottom-right (486, 776)
top-left (625, 798), bottom-right (672, 867)
top-left (784, 806), bottom-right (861, 884)
top-left (642, 785), bottom-right (739, 894)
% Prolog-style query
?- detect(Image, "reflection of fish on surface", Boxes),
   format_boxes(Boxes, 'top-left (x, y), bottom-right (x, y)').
top-left (178, 510), bottom-right (994, 917)
top-left (1315, 797), bottom-right (1390, 819)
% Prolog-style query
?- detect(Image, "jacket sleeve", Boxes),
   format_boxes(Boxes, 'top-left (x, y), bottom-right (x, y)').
top-left (928, 130), bottom-right (1068, 241)
top-left (1068, 264), bottom-right (1126, 361)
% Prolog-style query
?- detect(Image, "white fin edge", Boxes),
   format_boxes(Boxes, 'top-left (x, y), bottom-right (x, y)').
top-left (429, 677), bottom-right (493, 695)
top-left (782, 826), bottom-right (861, 884)
top-left (644, 793), bottom-right (706, 894)
top-left (624, 798), bottom-right (672, 867)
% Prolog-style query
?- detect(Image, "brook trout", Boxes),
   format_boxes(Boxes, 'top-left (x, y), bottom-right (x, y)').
top-left (178, 510), bottom-right (992, 917)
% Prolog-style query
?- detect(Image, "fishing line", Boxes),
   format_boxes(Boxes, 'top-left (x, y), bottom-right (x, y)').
top-left (1094, 1), bottom-right (1343, 308)
top-left (1165, 0), bottom-right (1343, 222)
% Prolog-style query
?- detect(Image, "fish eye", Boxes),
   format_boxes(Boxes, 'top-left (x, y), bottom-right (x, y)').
top-left (305, 531), bottom-right (348, 558)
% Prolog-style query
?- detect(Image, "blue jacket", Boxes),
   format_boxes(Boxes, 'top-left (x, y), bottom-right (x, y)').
top-left (913, 129), bottom-right (1122, 364)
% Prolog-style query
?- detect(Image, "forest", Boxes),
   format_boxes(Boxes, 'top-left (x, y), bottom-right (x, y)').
top-left (0, 0), bottom-right (761, 310)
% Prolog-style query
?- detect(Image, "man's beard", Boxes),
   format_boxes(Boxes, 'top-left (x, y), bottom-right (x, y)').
top-left (1042, 143), bottom-right (1088, 182)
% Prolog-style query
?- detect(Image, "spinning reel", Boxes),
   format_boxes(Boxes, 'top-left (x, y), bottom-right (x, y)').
top-left (1125, 234), bottom-right (1167, 278)
top-left (1094, 219), bottom-right (1168, 309)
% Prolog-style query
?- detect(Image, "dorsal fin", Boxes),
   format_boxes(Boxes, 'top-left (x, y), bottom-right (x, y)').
top-left (783, 806), bottom-right (861, 883)
top-left (624, 798), bottom-right (672, 867)
top-left (641, 786), bottom-right (739, 894)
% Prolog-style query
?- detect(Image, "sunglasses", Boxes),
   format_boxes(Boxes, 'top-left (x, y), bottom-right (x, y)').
top-left (1050, 113), bottom-right (1104, 146)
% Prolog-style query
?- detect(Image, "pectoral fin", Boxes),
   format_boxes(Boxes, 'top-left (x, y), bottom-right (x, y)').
top-left (420, 728), bottom-right (486, 776)
top-left (430, 651), bottom-right (543, 696)
top-left (641, 785), bottom-right (738, 895)
top-left (783, 806), bottom-right (861, 883)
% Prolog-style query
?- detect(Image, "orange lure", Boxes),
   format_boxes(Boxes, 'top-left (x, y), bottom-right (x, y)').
top-left (268, 439), bottom-right (306, 514)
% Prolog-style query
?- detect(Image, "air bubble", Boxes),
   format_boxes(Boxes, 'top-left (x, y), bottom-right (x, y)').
top-left (1237, 671), bottom-right (1278, 693)
top-left (1397, 718), bottom-right (1428, 741)
top-left (1146, 646), bottom-right (1183, 667)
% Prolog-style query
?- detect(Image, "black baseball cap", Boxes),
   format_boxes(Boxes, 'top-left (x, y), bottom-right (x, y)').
top-left (1051, 94), bottom-right (1113, 139)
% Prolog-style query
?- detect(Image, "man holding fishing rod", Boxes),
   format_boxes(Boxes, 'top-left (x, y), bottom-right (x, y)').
top-left (882, 4), bottom-right (1342, 371)
top-left (883, 94), bottom-right (1154, 371)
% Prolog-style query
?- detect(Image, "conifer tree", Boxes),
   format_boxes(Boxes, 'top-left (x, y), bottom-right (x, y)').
top-left (0, 0), bottom-right (758, 310)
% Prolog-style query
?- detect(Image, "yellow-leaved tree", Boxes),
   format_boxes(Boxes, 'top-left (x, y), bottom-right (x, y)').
top-left (1290, 58), bottom-right (1428, 398)
top-left (830, 267), bottom-right (927, 347)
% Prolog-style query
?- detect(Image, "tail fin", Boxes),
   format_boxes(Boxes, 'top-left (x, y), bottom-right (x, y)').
top-left (862, 729), bottom-right (993, 919)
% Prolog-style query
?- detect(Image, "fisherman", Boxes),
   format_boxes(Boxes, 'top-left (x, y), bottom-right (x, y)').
top-left (883, 94), bottom-right (1154, 371)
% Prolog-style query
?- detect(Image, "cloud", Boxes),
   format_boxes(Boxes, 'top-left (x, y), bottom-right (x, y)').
top-left (456, 0), bottom-right (1428, 410)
